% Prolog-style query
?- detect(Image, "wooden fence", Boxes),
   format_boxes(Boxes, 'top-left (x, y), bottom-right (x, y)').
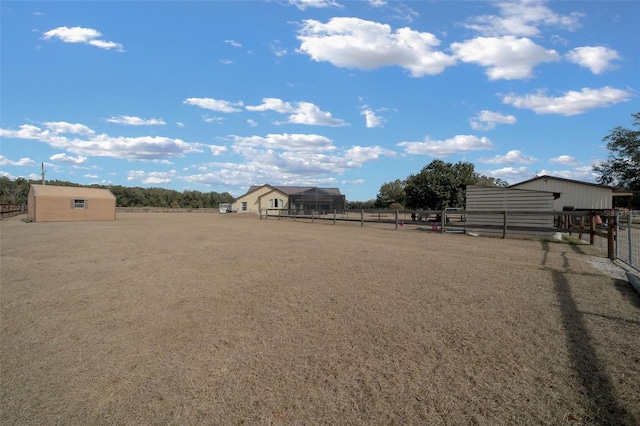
top-left (116, 207), bottom-right (219, 213)
top-left (261, 208), bottom-right (617, 259)
top-left (0, 204), bottom-right (25, 219)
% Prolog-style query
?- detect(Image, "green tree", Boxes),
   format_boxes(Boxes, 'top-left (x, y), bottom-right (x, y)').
top-left (347, 200), bottom-right (376, 210)
top-left (375, 179), bottom-right (407, 208)
top-left (594, 112), bottom-right (640, 193)
top-left (404, 160), bottom-right (498, 210)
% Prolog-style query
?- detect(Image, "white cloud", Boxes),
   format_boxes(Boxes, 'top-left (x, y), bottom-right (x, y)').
top-left (470, 110), bottom-right (517, 130)
top-left (203, 116), bottom-right (225, 124)
top-left (232, 133), bottom-right (335, 153)
top-left (288, 102), bottom-right (347, 126)
top-left (536, 167), bottom-right (597, 182)
top-left (361, 110), bottom-right (385, 128)
top-left (246, 98), bottom-right (295, 113)
top-left (43, 121), bottom-right (95, 135)
top-left (288, 0), bottom-right (342, 10)
top-left (565, 46), bottom-right (621, 75)
top-left (451, 36), bottom-right (560, 80)
top-left (50, 153), bottom-right (87, 164)
top-left (106, 116), bottom-right (166, 126)
top-left (0, 123), bottom-right (203, 160)
top-left (0, 156), bottom-right (37, 166)
top-left (549, 155), bottom-right (580, 166)
top-left (501, 86), bottom-right (633, 116)
top-left (397, 135), bottom-right (493, 156)
top-left (479, 150), bottom-right (537, 165)
top-left (247, 119), bottom-right (258, 127)
top-left (463, 0), bottom-right (583, 37)
top-left (225, 39), bottom-right (242, 48)
top-left (184, 97), bottom-right (244, 113)
top-left (485, 166), bottom-right (533, 184)
top-left (297, 17), bottom-right (456, 77)
top-left (246, 98), bottom-right (347, 127)
top-left (127, 170), bottom-right (178, 185)
top-left (367, 0), bottom-right (387, 6)
top-left (84, 174), bottom-right (99, 179)
top-left (206, 145), bottom-right (228, 156)
top-left (344, 146), bottom-right (395, 162)
top-left (42, 26), bottom-right (124, 51)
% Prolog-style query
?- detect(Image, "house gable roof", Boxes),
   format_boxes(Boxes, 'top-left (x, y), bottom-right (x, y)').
top-left (242, 184), bottom-right (342, 198)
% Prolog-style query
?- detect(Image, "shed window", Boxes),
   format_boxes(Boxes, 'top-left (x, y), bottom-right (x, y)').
top-left (72, 199), bottom-right (87, 209)
top-left (241, 202), bottom-right (247, 211)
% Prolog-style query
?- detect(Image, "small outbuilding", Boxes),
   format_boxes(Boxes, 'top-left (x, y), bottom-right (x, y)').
top-left (509, 175), bottom-right (615, 211)
top-left (27, 184), bottom-right (116, 222)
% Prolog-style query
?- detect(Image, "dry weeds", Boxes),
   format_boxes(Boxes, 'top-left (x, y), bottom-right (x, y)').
top-left (1, 212), bottom-right (639, 425)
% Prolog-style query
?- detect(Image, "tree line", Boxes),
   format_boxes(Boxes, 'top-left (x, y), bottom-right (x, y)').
top-left (0, 177), bottom-right (235, 208)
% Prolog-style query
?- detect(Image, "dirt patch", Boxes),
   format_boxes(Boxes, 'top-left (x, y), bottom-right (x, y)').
top-left (2, 213), bottom-right (639, 425)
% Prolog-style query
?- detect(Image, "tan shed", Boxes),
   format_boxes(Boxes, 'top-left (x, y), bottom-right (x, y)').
top-left (27, 185), bottom-right (116, 222)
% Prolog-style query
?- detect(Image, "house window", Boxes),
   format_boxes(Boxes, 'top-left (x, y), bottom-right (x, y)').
top-left (72, 199), bottom-right (87, 209)
top-left (269, 199), bottom-right (274, 208)
top-left (242, 202), bottom-right (247, 211)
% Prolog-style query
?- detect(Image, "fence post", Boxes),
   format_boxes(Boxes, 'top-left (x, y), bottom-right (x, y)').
top-left (278, 209), bottom-right (281, 220)
top-left (607, 210), bottom-right (616, 260)
top-left (503, 211), bottom-right (508, 239)
top-left (333, 209), bottom-right (336, 225)
top-left (361, 209), bottom-right (364, 227)
top-left (628, 211), bottom-right (633, 268)
top-left (294, 209), bottom-right (296, 222)
top-left (395, 210), bottom-right (398, 230)
top-left (312, 209), bottom-right (315, 223)
top-left (589, 211), bottom-right (595, 245)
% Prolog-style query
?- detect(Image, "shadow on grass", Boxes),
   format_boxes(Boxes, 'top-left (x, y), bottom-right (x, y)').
top-left (541, 240), bottom-right (636, 425)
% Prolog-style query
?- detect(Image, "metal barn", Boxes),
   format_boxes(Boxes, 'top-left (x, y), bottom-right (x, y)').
top-left (27, 185), bottom-right (116, 222)
top-left (509, 175), bottom-right (614, 210)
top-left (465, 185), bottom-right (557, 238)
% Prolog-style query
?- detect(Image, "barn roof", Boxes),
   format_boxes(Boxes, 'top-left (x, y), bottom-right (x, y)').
top-left (510, 175), bottom-right (616, 190)
top-left (30, 184), bottom-right (116, 199)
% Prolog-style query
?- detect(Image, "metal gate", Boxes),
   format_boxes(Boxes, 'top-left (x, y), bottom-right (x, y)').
top-left (616, 210), bottom-right (640, 272)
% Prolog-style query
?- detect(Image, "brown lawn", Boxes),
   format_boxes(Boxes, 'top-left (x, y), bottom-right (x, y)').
top-left (1, 212), bottom-right (639, 425)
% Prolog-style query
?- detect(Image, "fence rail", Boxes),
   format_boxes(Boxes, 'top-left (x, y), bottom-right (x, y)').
top-left (261, 208), bottom-right (617, 258)
top-left (1, 204), bottom-right (25, 218)
top-left (116, 207), bottom-right (219, 213)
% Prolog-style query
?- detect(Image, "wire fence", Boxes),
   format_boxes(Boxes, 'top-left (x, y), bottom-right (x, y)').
top-left (616, 211), bottom-right (640, 272)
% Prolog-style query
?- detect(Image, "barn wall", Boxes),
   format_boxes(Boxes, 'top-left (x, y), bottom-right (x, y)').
top-left (511, 179), bottom-right (612, 210)
top-left (28, 185), bottom-right (116, 222)
top-left (466, 186), bottom-right (555, 238)
top-left (34, 196), bottom-right (116, 222)
top-left (27, 187), bottom-right (36, 222)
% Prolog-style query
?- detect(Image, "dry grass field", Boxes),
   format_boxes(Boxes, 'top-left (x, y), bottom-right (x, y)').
top-left (1, 212), bottom-right (639, 425)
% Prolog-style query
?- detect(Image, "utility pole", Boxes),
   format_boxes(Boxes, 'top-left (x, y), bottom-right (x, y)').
top-left (41, 162), bottom-right (46, 185)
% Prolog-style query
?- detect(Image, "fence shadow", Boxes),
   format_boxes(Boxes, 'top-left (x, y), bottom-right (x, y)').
top-left (541, 240), bottom-right (635, 425)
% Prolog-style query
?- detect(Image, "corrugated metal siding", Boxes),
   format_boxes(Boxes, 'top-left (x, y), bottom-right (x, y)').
top-left (466, 186), bottom-right (554, 238)
top-left (511, 179), bottom-right (612, 210)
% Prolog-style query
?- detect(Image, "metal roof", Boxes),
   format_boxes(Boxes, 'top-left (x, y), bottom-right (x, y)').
top-left (246, 184), bottom-right (342, 196)
top-left (30, 184), bottom-right (116, 199)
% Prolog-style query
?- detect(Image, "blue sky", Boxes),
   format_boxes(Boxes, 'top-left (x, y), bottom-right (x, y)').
top-left (1, 0), bottom-right (638, 201)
